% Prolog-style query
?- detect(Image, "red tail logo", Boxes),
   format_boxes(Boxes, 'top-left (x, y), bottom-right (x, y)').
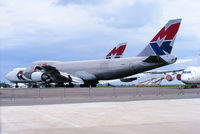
top-left (151, 23), bottom-right (181, 42)
top-left (106, 43), bottom-right (127, 59)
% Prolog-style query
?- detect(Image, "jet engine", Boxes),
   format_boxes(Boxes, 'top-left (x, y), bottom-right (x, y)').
top-left (176, 73), bottom-right (182, 81)
top-left (31, 72), bottom-right (51, 82)
top-left (166, 74), bottom-right (174, 81)
top-left (120, 77), bottom-right (137, 82)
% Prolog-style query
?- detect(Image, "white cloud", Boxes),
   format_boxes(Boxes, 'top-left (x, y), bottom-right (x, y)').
top-left (160, 0), bottom-right (200, 38)
top-left (0, 0), bottom-right (199, 56)
top-left (0, 0), bottom-right (163, 50)
top-left (0, 0), bottom-right (104, 49)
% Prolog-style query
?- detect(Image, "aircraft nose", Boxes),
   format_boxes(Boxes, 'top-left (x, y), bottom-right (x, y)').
top-left (5, 72), bottom-right (12, 80)
top-left (181, 74), bottom-right (189, 83)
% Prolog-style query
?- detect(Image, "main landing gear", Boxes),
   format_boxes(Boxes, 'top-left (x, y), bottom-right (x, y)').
top-left (66, 83), bottom-right (75, 88)
top-left (55, 82), bottom-right (65, 87)
top-left (184, 84), bottom-right (198, 89)
top-left (15, 83), bottom-right (19, 88)
top-left (80, 82), bottom-right (97, 87)
top-left (55, 82), bottom-right (75, 87)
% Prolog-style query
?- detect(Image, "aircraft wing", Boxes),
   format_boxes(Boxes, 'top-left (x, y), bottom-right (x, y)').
top-left (145, 69), bottom-right (184, 74)
top-left (60, 72), bottom-right (84, 84)
top-left (35, 65), bottom-right (83, 83)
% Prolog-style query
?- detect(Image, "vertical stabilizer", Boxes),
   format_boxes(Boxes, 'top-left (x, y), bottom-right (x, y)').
top-left (106, 43), bottom-right (127, 59)
top-left (137, 19), bottom-right (181, 56)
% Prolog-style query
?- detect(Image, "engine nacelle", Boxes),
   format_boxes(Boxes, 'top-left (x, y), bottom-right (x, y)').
top-left (120, 77), bottom-right (137, 82)
top-left (176, 73), bottom-right (182, 81)
top-left (31, 72), bottom-right (50, 82)
top-left (166, 74), bottom-right (174, 81)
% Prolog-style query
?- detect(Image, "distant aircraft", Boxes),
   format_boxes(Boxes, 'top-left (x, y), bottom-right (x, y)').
top-left (6, 19), bottom-right (181, 87)
top-left (6, 43), bottom-right (127, 87)
top-left (179, 66), bottom-right (200, 87)
top-left (146, 66), bottom-right (200, 88)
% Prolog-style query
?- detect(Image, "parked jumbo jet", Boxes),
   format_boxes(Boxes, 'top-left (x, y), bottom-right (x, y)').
top-left (6, 43), bottom-right (127, 87)
top-left (6, 19), bottom-right (181, 87)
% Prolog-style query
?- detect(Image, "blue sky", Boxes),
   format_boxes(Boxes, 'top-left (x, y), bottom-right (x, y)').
top-left (0, 0), bottom-right (200, 84)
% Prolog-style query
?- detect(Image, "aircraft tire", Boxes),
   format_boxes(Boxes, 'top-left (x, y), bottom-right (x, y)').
top-left (66, 83), bottom-right (74, 88)
top-left (15, 83), bottom-right (19, 88)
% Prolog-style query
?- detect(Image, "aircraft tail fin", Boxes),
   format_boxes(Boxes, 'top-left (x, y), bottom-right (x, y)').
top-left (137, 19), bottom-right (181, 57)
top-left (106, 43), bottom-right (127, 59)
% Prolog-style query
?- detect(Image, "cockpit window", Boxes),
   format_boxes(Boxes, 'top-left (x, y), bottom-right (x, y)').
top-left (183, 71), bottom-right (191, 74)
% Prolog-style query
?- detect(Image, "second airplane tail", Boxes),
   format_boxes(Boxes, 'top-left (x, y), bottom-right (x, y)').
top-left (106, 43), bottom-right (127, 59)
top-left (137, 19), bottom-right (182, 57)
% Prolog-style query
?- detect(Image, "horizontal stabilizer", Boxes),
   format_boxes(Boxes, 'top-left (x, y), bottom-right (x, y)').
top-left (143, 56), bottom-right (166, 63)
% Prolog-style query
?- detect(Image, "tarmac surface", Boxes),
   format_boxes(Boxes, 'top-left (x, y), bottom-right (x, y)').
top-left (1, 87), bottom-right (200, 134)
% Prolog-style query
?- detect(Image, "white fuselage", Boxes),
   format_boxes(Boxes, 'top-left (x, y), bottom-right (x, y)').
top-left (24, 57), bottom-right (149, 81)
top-left (181, 66), bottom-right (200, 84)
